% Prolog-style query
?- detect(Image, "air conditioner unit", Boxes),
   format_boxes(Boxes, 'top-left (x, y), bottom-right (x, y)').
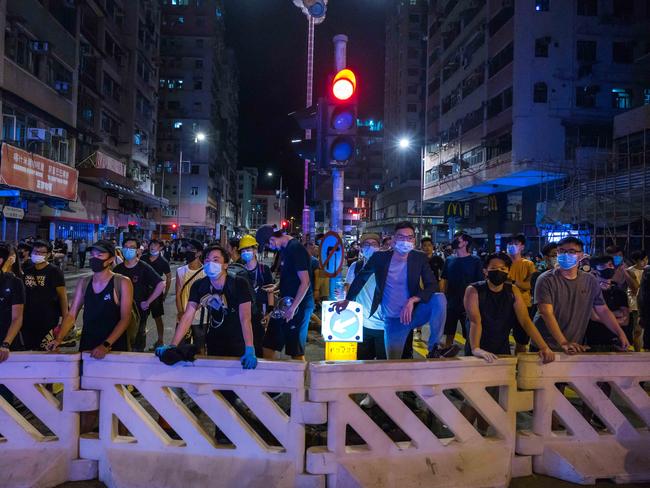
top-left (27, 128), bottom-right (48, 141)
top-left (30, 41), bottom-right (49, 53)
top-left (50, 128), bottom-right (67, 138)
top-left (54, 81), bottom-right (70, 93)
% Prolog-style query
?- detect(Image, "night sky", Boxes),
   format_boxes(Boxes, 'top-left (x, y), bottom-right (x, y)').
top-left (225, 0), bottom-right (387, 218)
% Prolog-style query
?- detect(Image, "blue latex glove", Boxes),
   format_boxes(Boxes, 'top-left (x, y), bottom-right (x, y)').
top-left (240, 346), bottom-right (258, 370)
top-left (155, 344), bottom-right (173, 359)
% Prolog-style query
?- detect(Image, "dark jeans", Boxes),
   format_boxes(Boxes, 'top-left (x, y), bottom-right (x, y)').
top-left (133, 310), bottom-right (150, 352)
top-left (78, 251), bottom-right (86, 268)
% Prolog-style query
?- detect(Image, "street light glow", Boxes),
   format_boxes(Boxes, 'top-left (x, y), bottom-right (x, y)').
top-left (267, 171), bottom-right (274, 177)
top-left (195, 132), bottom-right (206, 142)
top-left (398, 137), bottom-right (411, 149)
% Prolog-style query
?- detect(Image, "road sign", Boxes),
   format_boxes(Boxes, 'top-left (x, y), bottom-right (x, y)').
top-left (319, 230), bottom-right (344, 278)
top-left (2, 206), bottom-right (24, 220)
top-left (321, 300), bottom-right (363, 342)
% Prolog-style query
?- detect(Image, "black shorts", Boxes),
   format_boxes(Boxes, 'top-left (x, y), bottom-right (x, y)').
top-left (444, 308), bottom-right (467, 337)
top-left (262, 303), bottom-right (314, 357)
top-left (150, 296), bottom-right (164, 319)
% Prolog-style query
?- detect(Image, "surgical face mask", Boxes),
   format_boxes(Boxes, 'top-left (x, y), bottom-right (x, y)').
top-left (612, 255), bottom-right (623, 267)
top-left (122, 248), bottom-right (137, 261)
top-left (204, 261), bottom-right (222, 279)
top-left (361, 245), bottom-right (378, 260)
top-left (507, 244), bottom-right (519, 255)
top-left (557, 253), bottom-right (578, 270)
top-left (89, 257), bottom-right (109, 273)
top-left (241, 250), bottom-right (255, 263)
top-left (394, 241), bottom-right (414, 254)
top-left (487, 270), bottom-right (509, 286)
top-left (31, 254), bottom-right (46, 265)
top-left (149, 249), bottom-right (160, 257)
top-left (598, 268), bottom-right (615, 279)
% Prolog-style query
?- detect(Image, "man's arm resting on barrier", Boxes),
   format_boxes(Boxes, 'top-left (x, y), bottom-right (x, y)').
top-left (464, 285), bottom-right (497, 363)
top-left (170, 301), bottom-right (199, 346)
top-left (512, 288), bottom-right (554, 363)
top-left (593, 303), bottom-right (631, 350)
top-left (238, 301), bottom-right (257, 369)
top-left (0, 304), bottom-right (24, 362)
top-left (537, 302), bottom-right (588, 354)
top-left (48, 279), bottom-right (86, 351)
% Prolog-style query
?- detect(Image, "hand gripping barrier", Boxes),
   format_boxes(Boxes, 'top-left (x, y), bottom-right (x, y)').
top-left (78, 352), bottom-right (326, 488)
top-left (516, 353), bottom-right (650, 484)
top-left (0, 352), bottom-right (97, 488)
top-left (306, 357), bottom-right (533, 488)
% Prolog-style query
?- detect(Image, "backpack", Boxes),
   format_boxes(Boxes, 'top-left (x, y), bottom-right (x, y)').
top-left (227, 262), bottom-right (257, 307)
top-left (82, 273), bottom-right (140, 351)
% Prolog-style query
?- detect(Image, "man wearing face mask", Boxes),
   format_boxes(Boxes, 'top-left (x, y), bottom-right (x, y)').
top-left (161, 244), bottom-right (257, 369)
top-left (533, 237), bottom-right (631, 353)
top-left (174, 239), bottom-right (206, 349)
top-left (238, 235), bottom-right (274, 355)
top-left (584, 255), bottom-right (632, 351)
top-left (464, 253), bottom-right (555, 363)
top-left (113, 237), bottom-right (165, 351)
top-left (17, 242), bottom-right (33, 268)
top-left (0, 242), bottom-right (25, 363)
top-left (439, 232), bottom-right (484, 348)
top-left (336, 222), bottom-right (446, 359)
top-left (143, 239), bottom-right (172, 347)
top-left (506, 234), bottom-right (537, 353)
top-left (605, 245), bottom-right (638, 296)
top-left (19, 240), bottom-right (68, 351)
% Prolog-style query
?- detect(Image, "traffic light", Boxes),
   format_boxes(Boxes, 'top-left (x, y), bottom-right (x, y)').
top-left (281, 219), bottom-right (289, 229)
top-left (171, 223), bottom-right (177, 230)
top-left (324, 68), bottom-right (358, 167)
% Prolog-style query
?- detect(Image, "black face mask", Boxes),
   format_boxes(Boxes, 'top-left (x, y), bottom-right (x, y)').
top-left (598, 268), bottom-right (615, 279)
top-left (185, 251), bottom-right (198, 264)
top-left (451, 239), bottom-right (460, 250)
top-left (487, 270), bottom-right (509, 286)
top-left (89, 257), bottom-right (108, 273)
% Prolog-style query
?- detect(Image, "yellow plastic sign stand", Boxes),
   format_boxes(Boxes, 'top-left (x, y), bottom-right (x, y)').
top-left (325, 341), bottom-right (357, 360)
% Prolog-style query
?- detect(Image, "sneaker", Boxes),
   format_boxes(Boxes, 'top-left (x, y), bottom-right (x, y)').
top-left (427, 344), bottom-right (461, 359)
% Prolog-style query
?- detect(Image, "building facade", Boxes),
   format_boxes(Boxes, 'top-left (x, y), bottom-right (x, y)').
top-left (0, 0), bottom-right (163, 243)
top-left (250, 190), bottom-right (281, 231)
top-left (371, 0), bottom-right (429, 235)
top-left (423, 0), bottom-right (650, 251)
top-left (156, 0), bottom-right (238, 242)
top-left (237, 166), bottom-right (258, 231)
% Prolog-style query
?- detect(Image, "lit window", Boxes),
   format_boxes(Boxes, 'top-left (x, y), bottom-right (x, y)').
top-left (644, 88), bottom-right (650, 105)
top-left (173, 121), bottom-right (183, 129)
top-left (611, 88), bottom-right (631, 109)
top-left (535, 0), bottom-right (549, 12)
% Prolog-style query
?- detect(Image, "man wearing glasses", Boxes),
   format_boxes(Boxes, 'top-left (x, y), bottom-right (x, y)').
top-left (533, 236), bottom-right (631, 353)
top-left (335, 221), bottom-right (446, 359)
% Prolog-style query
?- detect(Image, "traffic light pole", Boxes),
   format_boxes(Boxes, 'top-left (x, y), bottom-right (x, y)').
top-left (303, 15), bottom-right (315, 241)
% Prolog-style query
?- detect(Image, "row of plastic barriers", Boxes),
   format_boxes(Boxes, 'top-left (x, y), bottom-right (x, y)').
top-left (0, 351), bottom-right (648, 488)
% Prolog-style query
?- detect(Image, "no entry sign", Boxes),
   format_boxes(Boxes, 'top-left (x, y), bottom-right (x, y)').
top-left (318, 231), bottom-right (344, 278)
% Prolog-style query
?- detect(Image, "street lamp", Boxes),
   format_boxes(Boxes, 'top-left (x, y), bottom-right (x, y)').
top-left (266, 170), bottom-right (285, 226)
top-left (176, 132), bottom-right (206, 237)
top-left (195, 132), bottom-right (206, 143)
top-left (398, 137), bottom-right (411, 149)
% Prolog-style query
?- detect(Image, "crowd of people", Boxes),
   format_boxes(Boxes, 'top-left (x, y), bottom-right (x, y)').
top-left (1, 224), bottom-right (649, 373)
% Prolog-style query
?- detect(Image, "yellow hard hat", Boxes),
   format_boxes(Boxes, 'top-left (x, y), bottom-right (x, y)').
top-left (238, 235), bottom-right (258, 250)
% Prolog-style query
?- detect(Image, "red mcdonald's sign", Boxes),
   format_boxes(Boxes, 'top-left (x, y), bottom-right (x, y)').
top-left (0, 143), bottom-right (78, 201)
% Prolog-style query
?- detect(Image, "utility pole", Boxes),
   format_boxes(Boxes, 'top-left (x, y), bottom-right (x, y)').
top-left (303, 16), bottom-right (315, 241)
top-left (330, 34), bottom-right (347, 234)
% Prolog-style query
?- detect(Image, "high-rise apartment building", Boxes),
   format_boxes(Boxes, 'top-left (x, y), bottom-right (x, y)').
top-left (423, 0), bottom-right (650, 249)
top-left (156, 0), bottom-right (238, 242)
top-left (237, 166), bottom-right (258, 231)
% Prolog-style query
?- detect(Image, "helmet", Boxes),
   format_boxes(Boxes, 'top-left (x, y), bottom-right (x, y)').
top-left (238, 234), bottom-right (258, 250)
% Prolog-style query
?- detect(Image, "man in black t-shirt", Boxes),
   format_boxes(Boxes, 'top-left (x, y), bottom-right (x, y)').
top-left (163, 244), bottom-right (257, 369)
top-left (0, 242), bottom-right (26, 363)
top-left (261, 230), bottom-right (314, 360)
top-left (20, 240), bottom-right (68, 350)
top-left (114, 236), bottom-right (166, 351)
top-left (143, 239), bottom-right (172, 346)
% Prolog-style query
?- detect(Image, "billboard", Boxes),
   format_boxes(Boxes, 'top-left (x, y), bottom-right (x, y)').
top-left (0, 143), bottom-right (78, 201)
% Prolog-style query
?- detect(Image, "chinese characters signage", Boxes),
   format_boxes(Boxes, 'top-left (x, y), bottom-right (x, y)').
top-left (0, 143), bottom-right (78, 201)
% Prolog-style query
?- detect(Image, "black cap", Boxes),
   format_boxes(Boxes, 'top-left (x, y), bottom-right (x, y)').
top-left (255, 225), bottom-right (275, 248)
top-left (183, 238), bottom-right (203, 252)
top-left (89, 239), bottom-right (116, 256)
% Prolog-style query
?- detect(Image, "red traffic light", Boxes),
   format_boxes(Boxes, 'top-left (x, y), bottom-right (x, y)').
top-left (171, 223), bottom-right (177, 230)
top-left (281, 220), bottom-right (289, 229)
top-left (332, 69), bottom-right (357, 101)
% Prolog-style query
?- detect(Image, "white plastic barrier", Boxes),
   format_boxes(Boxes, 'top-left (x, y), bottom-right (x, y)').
top-left (306, 357), bottom-right (532, 488)
top-left (0, 352), bottom-right (97, 488)
top-left (516, 353), bottom-right (650, 484)
top-left (79, 352), bottom-right (325, 488)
